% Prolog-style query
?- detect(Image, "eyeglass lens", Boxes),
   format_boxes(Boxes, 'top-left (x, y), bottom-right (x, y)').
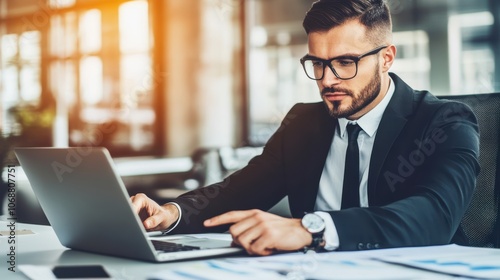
top-left (303, 59), bottom-right (357, 80)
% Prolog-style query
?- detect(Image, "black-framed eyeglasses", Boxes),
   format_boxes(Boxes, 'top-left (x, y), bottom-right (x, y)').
top-left (300, 45), bottom-right (388, 81)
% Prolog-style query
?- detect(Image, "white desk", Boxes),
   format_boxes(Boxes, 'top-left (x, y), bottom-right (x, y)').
top-left (2, 221), bottom-right (487, 280)
top-left (0, 221), bottom-right (203, 280)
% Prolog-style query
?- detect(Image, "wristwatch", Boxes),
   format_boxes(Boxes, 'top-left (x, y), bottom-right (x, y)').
top-left (301, 213), bottom-right (326, 252)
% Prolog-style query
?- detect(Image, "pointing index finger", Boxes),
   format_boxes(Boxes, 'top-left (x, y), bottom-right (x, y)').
top-left (204, 210), bottom-right (257, 227)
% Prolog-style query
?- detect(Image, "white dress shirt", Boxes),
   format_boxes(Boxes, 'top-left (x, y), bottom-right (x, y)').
top-left (168, 78), bottom-right (395, 250)
top-left (314, 77), bottom-right (395, 250)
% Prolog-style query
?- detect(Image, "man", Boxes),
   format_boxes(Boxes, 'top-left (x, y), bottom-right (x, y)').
top-left (132, 0), bottom-right (480, 255)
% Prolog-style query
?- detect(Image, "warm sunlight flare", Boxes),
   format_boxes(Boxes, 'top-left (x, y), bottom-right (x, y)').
top-left (119, 1), bottom-right (150, 53)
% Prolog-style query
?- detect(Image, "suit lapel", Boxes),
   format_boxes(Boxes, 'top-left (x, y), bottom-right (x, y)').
top-left (292, 105), bottom-right (336, 216)
top-left (292, 73), bottom-right (416, 214)
top-left (367, 73), bottom-right (415, 202)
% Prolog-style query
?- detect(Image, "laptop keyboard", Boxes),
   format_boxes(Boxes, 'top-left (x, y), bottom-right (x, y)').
top-left (152, 240), bottom-right (201, 252)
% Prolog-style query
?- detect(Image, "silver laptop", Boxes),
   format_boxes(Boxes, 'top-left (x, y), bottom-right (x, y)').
top-left (15, 147), bottom-right (243, 262)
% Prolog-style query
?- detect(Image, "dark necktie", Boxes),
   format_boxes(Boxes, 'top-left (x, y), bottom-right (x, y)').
top-left (341, 123), bottom-right (362, 209)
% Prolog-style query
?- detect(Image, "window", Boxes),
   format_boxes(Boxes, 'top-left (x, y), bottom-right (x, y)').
top-left (245, 0), bottom-right (317, 145)
top-left (1, 31), bottom-right (42, 136)
top-left (49, 0), bottom-right (157, 156)
top-left (244, 0), bottom-right (500, 145)
top-left (0, 0), bottom-right (160, 157)
top-left (0, 0), bottom-right (50, 148)
top-left (448, 11), bottom-right (496, 94)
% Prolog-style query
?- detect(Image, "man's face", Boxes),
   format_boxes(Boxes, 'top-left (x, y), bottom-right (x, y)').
top-left (307, 20), bottom-right (385, 120)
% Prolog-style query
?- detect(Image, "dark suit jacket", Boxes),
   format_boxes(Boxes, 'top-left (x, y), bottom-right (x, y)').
top-left (172, 73), bottom-right (480, 251)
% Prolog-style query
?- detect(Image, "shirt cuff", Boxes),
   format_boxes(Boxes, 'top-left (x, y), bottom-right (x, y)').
top-left (314, 211), bottom-right (340, 251)
top-left (161, 202), bottom-right (182, 235)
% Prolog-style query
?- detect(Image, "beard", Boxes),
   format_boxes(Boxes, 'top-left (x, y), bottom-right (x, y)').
top-left (322, 67), bottom-right (381, 119)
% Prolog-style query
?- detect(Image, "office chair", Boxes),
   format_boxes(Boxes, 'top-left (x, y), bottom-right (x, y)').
top-left (438, 92), bottom-right (500, 248)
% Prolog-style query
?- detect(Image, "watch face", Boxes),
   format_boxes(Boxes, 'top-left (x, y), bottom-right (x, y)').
top-left (302, 213), bottom-right (325, 233)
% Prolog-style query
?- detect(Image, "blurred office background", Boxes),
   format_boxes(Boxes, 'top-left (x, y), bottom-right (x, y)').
top-left (0, 0), bottom-right (499, 222)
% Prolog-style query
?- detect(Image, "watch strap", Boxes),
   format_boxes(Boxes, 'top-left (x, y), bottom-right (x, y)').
top-left (303, 232), bottom-right (324, 252)
top-left (301, 213), bottom-right (325, 252)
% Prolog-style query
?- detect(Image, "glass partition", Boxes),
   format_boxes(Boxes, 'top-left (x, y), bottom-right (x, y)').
top-left (245, 0), bottom-right (500, 145)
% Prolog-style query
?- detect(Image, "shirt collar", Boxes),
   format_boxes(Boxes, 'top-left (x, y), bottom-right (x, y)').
top-left (338, 76), bottom-right (395, 138)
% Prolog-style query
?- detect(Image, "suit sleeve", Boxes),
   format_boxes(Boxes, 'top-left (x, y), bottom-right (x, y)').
top-left (168, 105), bottom-right (305, 234)
top-left (330, 101), bottom-right (480, 250)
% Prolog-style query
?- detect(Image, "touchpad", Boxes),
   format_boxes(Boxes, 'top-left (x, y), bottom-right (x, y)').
top-left (171, 237), bottom-right (233, 249)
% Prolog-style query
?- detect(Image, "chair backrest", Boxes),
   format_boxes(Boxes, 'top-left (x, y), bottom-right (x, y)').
top-left (438, 93), bottom-right (500, 248)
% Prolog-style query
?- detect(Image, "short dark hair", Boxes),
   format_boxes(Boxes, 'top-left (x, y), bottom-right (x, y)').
top-left (303, 0), bottom-right (392, 44)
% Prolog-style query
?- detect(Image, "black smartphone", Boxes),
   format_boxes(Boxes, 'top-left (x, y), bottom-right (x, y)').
top-left (52, 265), bottom-right (111, 279)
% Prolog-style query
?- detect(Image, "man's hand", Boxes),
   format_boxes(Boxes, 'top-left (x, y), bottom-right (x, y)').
top-left (204, 209), bottom-right (312, 256)
top-left (130, 193), bottom-right (179, 231)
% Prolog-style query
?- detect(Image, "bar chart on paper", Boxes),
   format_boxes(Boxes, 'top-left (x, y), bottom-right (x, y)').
top-left (374, 244), bottom-right (500, 279)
